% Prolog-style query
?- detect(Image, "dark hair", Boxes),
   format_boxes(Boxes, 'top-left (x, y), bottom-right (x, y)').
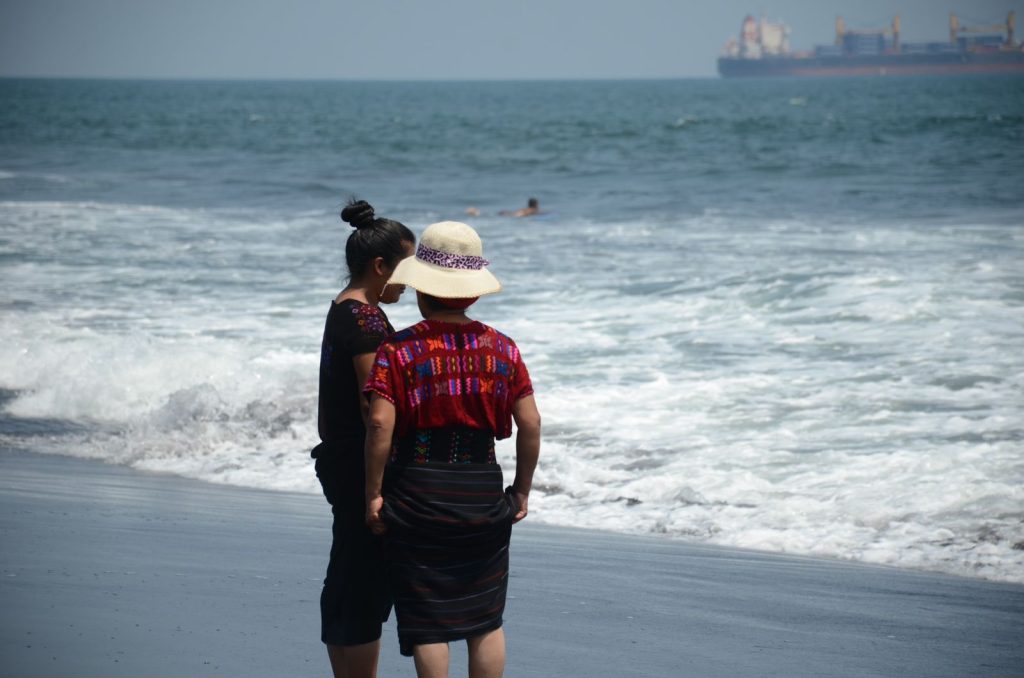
top-left (527, 197), bottom-right (539, 209)
top-left (418, 292), bottom-right (447, 314)
top-left (340, 199), bottom-right (415, 279)
top-left (417, 292), bottom-right (477, 313)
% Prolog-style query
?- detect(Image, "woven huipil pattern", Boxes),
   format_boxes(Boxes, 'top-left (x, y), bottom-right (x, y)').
top-left (364, 320), bottom-right (533, 440)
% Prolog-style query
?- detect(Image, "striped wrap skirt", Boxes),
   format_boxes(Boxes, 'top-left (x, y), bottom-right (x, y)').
top-left (382, 429), bottom-right (519, 656)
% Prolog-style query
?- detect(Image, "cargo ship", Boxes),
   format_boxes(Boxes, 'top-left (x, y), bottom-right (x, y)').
top-left (718, 12), bottom-right (1024, 77)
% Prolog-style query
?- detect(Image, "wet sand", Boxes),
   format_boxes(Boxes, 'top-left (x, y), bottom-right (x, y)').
top-left (1, 448), bottom-right (1021, 677)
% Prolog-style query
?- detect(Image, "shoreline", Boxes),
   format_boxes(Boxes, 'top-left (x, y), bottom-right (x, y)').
top-left (7, 445), bottom-right (1018, 587)
top-left (2, 447), bottom-right (1022, 677)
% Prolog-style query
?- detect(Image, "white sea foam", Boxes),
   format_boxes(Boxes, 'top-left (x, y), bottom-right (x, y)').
top-left (2, 200), bottom-right (1022, 582)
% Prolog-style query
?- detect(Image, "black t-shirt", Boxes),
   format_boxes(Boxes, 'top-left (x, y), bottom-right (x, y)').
top-left (314, 299), bottom-right (394, 516)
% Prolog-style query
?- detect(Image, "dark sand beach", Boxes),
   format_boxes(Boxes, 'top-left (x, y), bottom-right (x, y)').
top-left (2, 447), bottom-right (1021, 678)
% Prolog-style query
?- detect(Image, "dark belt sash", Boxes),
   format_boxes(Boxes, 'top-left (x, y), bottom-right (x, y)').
top-left (392, 427), bottom-right (496, 465)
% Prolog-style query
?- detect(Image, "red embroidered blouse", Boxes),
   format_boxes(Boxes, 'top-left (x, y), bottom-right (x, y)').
top-left (364, 319), bottom-right (534, 439)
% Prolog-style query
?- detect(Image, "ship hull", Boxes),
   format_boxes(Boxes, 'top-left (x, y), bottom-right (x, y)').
top-left (718, 51), bottom-right (1024, 78)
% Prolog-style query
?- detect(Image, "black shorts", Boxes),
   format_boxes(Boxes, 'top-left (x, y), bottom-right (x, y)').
top-left (317, 457), bottom-right (392, 646)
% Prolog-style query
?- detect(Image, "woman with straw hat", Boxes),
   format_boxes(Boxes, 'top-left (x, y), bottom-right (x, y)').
top-left (362, 220), bottom-right (542, 678)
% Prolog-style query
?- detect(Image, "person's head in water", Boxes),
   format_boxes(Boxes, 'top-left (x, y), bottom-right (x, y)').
top-left (499, 197), bottom-right (541, 218)
top-left (340, 199), bottom-right (415, 304)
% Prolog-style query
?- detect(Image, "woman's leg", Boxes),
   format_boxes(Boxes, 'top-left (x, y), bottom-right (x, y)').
top-left (327, 640), bottom-right (382, 678)
top-left (467, 628), bottom-right (506, 678)
top-left (412, 642), bottom-right (450, 678)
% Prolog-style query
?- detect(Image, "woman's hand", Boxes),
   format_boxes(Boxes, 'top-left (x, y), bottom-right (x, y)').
top-left (511, 490), bottom-right (529, 524)
top-left (366, 495), bottom-right (387, 535)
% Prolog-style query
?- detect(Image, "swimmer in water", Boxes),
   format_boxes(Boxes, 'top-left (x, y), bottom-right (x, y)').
top-left (499, 197), bottom-right (540, 218)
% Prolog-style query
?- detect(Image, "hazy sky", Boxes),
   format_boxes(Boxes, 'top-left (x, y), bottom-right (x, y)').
top-left (2, 0), bottom-right (1022, 79)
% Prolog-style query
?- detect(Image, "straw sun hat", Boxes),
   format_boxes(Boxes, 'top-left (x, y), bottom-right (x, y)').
top-left (388, 221), bottom-right (501, 299)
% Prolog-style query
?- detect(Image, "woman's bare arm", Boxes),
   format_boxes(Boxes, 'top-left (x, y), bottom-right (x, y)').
top-left (364, 393), bottom-right (396, 534)
top-left (510, 395), bottom-right (541, 523)
top-left (352, 353), bottom-right (377, 427)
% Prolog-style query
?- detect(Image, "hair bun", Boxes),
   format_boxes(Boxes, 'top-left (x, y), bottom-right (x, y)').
top-left (341, 200), bottom-right (376, 230)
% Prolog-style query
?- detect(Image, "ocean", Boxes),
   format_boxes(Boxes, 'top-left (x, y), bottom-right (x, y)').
top-left (1, 77), bottom-right (1022, 583)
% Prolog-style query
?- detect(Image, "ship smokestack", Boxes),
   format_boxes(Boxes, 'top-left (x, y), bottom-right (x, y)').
top-left (950, 13), bottom-right (959, 44)
top-left (835, 16), bottom-right (845, 46)
top-left (1008, 11), bottom-right (1016, 47)
top-left (892, 15), bottom-right (900, 52)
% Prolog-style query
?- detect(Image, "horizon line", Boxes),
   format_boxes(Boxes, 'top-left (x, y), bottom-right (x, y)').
top-left (0, 74), bottom-right (719, 83)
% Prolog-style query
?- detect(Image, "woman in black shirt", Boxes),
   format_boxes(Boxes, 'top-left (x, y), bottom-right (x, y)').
top-left (313, 199), bottom-right (414, 678)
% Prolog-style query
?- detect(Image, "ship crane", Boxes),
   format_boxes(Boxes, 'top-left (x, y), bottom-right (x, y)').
top-left (950, 11), bottom-right (1016, 47)
top-left (835, 15), bottom-right (902, 53)
top-left (835, 16), bottom-right (898, 40)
